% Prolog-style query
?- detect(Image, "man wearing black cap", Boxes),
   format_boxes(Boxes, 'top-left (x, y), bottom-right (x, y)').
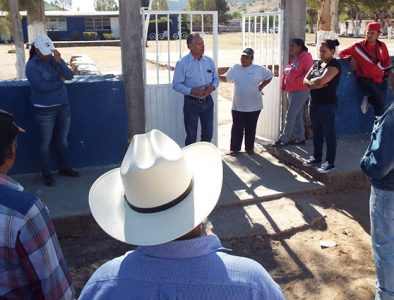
top-left (0, 110), bottom-right (74, 299)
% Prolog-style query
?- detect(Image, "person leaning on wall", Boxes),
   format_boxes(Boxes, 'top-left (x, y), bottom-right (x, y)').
top-left (273, 38), bottom-right (313, 147)
top-left (25, 35), bottom-right (79, 187)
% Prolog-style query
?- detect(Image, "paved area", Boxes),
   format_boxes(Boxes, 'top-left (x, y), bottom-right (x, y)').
top-left (12, 96), bottom-right (371, 238)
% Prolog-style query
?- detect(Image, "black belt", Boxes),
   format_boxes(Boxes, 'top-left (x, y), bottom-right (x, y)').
top-left (185, 95), bottom-right (211, 103)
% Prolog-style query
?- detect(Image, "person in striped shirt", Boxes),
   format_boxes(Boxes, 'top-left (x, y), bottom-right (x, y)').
top-left (0, 109), bottom-right (74, 299)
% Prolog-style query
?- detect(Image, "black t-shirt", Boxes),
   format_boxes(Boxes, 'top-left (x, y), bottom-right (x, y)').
top-left (309, 59), bottom-right (341, 105)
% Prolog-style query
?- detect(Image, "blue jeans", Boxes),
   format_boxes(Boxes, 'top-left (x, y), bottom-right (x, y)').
top-left (358, 77), bottom-right (388, 117)
top-left (230, 110), bottom-right (261, 151)
top-left (33, 104), bottom-right (71, 176)
top-left (370, 186), bottom-right (394, 300)
top-left (309, 103), bottom-right (337, 165)
top-left (183, 95), bottom-right (214, 146)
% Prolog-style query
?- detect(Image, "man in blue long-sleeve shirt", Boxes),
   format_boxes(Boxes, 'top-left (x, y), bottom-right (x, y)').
top-left (360, 67), bottom-right (394, 300)
top-left (79, 130), bottom-right (285, 300)
top-left (25, 35), bottom-right (79, 187)
top-left (172, 33), bottom-right (219, 145)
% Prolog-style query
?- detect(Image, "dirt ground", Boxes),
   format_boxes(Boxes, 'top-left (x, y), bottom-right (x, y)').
top-left (60, 188), bottom-right (376, 299)
top-left (2, 31), bottom-right (380, 299)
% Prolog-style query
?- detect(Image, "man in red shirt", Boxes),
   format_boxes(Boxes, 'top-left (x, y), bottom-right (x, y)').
top-left (339, 22), bottom-right (391, 116)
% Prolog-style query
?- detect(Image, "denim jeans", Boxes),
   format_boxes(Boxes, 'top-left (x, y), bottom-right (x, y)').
top-left (370, 186), bottom-right (394, 300)
top-left (33, 104), bottom-right (71, 176)
top-left (230, 110), bottom-right (261, 152)
top-left (309, 103), bottom-right (337, 165)
top-left (183, 95), bottom-right (214, 146)
top-left (279, 90), bottom-right (309, 143)
top-left (358, 77), bottom-right (388, 117)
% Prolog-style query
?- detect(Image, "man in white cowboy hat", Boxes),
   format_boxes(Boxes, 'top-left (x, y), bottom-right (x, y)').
top-left (79, 129), bottom-right (284, 299)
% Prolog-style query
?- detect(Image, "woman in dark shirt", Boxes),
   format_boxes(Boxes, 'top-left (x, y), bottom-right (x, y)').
top-left (303, 39), bottom-right (341, 173)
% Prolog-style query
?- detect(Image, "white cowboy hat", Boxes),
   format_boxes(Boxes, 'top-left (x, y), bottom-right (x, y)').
top-left (89, 129), bottom-right (223, 246)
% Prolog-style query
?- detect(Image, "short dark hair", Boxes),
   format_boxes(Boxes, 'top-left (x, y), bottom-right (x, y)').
top-left (0, 143), bottom-right (13, 166)
top-left (186, 33), bottom-right (201, 47)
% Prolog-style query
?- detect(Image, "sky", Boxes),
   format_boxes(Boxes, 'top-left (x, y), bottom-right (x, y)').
top-left (72, 0), bottom-right (96, 11)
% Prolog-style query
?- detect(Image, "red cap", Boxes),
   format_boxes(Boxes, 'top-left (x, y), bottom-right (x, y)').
top-left (367, 22), bottom-right (381, 33)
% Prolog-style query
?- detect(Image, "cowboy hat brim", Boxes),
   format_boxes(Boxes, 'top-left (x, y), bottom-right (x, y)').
top-left (89, 142), bottom-right (223, 246)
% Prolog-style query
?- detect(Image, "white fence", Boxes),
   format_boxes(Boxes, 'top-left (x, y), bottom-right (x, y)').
top-left (242, 11), bottom-right (283, 141)
top-left (141, 10), bottom-right (218, 146)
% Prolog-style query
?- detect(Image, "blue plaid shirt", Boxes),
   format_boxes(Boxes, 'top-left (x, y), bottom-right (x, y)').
top-left (0, 174), bottom-right (74, 299)
top-left (172, 53), bottom-right (219, 96)
top-left (79, 235), bottom-right (284, 299)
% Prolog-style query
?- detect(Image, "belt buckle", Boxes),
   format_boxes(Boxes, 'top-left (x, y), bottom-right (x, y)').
top-left (198, 98), bottom-right (204, 103)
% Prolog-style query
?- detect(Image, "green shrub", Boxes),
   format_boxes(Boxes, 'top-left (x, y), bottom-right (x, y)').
top-left (83, 32), bottom-right (98, 41)
top-left (70, 31), bottom-right (82, 41)
top-left (102, 33), bottom-right (113, 40)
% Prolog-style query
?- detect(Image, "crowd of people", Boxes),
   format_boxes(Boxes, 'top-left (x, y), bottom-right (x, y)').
top-left (1, 20), bottom-right (393, 299)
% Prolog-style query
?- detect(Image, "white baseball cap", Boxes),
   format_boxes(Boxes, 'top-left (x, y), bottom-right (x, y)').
top-left (33, 35), bottom-right (54, 56)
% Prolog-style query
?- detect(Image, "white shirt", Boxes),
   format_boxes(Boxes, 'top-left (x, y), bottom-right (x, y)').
top-left (225, 63), bottom-right (273, 112)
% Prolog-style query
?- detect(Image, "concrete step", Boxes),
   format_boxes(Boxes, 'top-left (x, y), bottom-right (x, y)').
top-left (263, 134), bottom-right (371, 191)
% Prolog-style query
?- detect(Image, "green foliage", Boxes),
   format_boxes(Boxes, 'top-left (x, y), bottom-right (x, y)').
top-left (0, 16), bottom-right (10, 38)
top-left (187, 0), bottom-right (230, 24)
top-left (83, 31), bottom-right (98, 40)
top-left (102, 32), bottom-right (113, 40)
top-left (151, 0), bottom-right (168, 10)
top-left (231, 12), bottom-right (242, 19)
top-left (70, 31), bottom-right (82, 41)
top-left (94, 0), bottom-right (118, 11)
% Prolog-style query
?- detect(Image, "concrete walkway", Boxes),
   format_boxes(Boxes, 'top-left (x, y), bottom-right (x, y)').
top-left (12, 96), bottom-right (371, 239)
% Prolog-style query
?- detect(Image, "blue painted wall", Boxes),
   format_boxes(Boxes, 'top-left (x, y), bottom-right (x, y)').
top-left (336, 60), bottom-right (394, 134)
top-left (0, 77), bottom-right (128, 174)
top-left (0, 62), bottom-right (393, 175)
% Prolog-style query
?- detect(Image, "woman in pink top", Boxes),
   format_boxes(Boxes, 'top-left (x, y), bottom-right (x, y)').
top-left (274, 39), bottom-right (313, 146)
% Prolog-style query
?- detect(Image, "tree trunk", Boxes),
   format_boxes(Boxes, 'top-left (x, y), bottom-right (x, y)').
top-left (26, 0), bottom-right (46, 44)
top-left (316, 0), bottom-right (339, 54)
top-left (119, 0), bottom-right (145, 141)
top-left (8, 0), bottom-right (25, 79)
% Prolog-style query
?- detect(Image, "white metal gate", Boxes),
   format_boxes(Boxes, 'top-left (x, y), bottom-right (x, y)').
top-left (141, 10), bottom-right (218, 146)
top-left (242, 12), bottom-right (283, 141)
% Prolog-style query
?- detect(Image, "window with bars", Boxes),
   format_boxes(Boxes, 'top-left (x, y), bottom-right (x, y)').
top-left (85, 17), bottom-right (111, 30)
top-left (46, 17), bottom-right (67, 31)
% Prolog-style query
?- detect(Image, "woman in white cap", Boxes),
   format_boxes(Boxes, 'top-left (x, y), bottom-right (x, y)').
top-left (219, 48), bottom-right (273, 156)
top-left (25, 35), bottom-right (79, 187)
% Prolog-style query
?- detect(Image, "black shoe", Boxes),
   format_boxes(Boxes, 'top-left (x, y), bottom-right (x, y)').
top-left (246, 149), bottom-right (256, 155)
top-left (303, 156), bottom-right (322, 167)
top-left (272, 140), bottom-right (287, 147)
top-left (227, 150), bottom-right (239, 156)
top-left (288, 139), bottom-right (306, 145)
top-left (43, 175), bottom-right (56, 187)
top-left (59, 169), bottom-right (80, 177)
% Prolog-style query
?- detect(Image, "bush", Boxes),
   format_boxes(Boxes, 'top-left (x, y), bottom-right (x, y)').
top-left (102, 33), bottom-right (113, 40)
top-left (83, 32), bottom-right (98, 41)
top-left (70, 31), bottom-right (82, 41)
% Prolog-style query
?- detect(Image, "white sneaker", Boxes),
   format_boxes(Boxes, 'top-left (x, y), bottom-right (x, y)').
top-left (360, 96), bottom-right (370, 114)
top-left (317, 162), bottom-right (335, 173)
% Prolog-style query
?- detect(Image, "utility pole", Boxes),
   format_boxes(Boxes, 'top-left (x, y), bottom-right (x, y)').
top-left (316, 0), bottom-right (339, 55)
top-left (119, 0), bottom-right (146, 141)
top-left (8, 0), bottom-right (25, 79)
top-left (26, 0), bottom-right (46, 44)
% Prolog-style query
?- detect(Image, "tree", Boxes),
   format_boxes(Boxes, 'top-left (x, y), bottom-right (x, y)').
top-left (188, 0), bottom-right (230, 24)
top-left (95, 0), bottom-right (118, 11)
top-left (151, 0), bottom-right (168, 10)
top-left (306, 0), bottom-right (318, 33)
top-left (8, 0), bottom-right (25, 79)
top-left (49, 0), bottom-right (72, 10)
top-left (23, 0), bottom-right (46, 44)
